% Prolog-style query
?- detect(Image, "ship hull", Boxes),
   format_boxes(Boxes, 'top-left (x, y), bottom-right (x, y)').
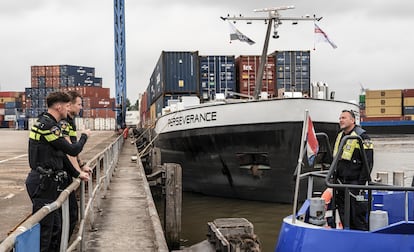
top-left (154, 98), bottom-right (359, 203)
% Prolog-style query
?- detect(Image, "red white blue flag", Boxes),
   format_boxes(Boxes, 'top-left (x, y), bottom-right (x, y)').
top-left (306, 116), bottom-right (319, 166)
top-left (314, 23), bottom-right (337, 49)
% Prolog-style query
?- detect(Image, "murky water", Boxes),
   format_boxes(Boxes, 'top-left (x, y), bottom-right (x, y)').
top-left (174, 135), bottom-right (414, 251)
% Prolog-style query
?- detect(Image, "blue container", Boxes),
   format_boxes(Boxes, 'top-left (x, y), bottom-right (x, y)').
top-left (149, 51), bottom-right (199, 105)
top-left (272, 50), bottom-right (310, 92)
top-left (199, 55), bottom-right (236, 101)
top-left (5, 102), bottom-right (22, 109)
top-left (404, 106), bottom-right (414, 115)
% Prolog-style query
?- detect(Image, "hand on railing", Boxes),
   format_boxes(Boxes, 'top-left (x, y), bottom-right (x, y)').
top-left (78, 171), bottom-right (90, 181)
top-left (82, 165), bottom-right (92, 174)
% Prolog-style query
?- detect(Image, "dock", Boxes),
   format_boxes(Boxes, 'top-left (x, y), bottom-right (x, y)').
top-left (0, 130), bottom-right (167, 251)
top-left (84, 138), bottom-right (167, 251)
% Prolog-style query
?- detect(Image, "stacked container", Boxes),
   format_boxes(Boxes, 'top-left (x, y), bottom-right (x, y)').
top-left (0, 91), bottom-right (25, 128)
top-left (272, 50), bottom-right (311, 95)
top-left (235, 55), bottom-right (276, 98)
top-left (403, 89), bottom-right (414, 120)
top-left (61, 86), bottom-right (115, 118)
top-left (199, 55), bottom-right (236, 101)
top-left (364, 89), bottom-right (403, 120)
top-left (147, 51), bottom-right (200, 122)
top-left (27, 65), bottom-right (115, 119)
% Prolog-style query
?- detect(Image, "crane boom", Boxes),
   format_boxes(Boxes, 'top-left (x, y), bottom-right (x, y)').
top-left (114, 0), bottom-right (127, 128)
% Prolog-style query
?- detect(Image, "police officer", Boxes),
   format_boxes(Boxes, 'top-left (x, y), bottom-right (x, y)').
top-left (60, 90), bottom-right (92, 239)
top-left (333, 109), bottom-right (374, 230)
top-left (25, 91), bottom-right (90, 252)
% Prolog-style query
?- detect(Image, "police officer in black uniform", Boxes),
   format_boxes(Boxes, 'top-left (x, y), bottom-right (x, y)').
top-left (60, 90), bottom-right (91, 239)
top-left (25, 91), bottom-right (90, 252)
top-left (333, 109), bottom-right (374, 230)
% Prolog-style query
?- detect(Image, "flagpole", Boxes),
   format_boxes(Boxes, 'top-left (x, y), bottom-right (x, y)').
top-left (292, 109), bottom-right (309, 224)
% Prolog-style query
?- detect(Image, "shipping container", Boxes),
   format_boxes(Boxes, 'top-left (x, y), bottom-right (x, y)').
top-left (365, 89), bottom-right (402, 99)
top-left (403, 106), bottom-right (414, 115)
top-left (31, 66), bottom-right (46, 77)
top-left (236, 55), bottom-right (276, 98)
top-left (4, 102), bottom-right (22, 109)
top-left (271, 50), bottom-right (310, 93)
top-left (0, 91), bottom-right (23, 98)
top-left (365, 106), bottom-right (402, 117)
top-left (45, 65), bottom-right (61, 77)
top-left (403, 89), bottom-right (414, 98)
top-left (87, 108), bottom-right (116, 118)
top-left (148, 51), bottom-right (200, 105)
top-left (60, 65), bottom-right (95, 78)
top-left (365, 98), bottom-right (402, 107)
top-left (199, 55), bottom-right (236, 101)
top-left (93, 77), bottom-right (103, 87)
top-left (83, 97), bottom-right (115, 109)
top-left (359, 95), bottom-right (366, 103)
top-left (403, 97), bottom-right (414, 106)
top-left (361, 116), bottom-right (404, 122)
top-left (61, 86), bottom-right (110, 99)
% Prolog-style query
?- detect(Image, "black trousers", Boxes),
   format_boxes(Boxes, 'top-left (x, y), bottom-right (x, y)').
top-left (335, 188), bottom-right (368, 230)
top-left (26, 171), bottom-right (61, 252)
top-left (65, 176), bottom-right (79, 238)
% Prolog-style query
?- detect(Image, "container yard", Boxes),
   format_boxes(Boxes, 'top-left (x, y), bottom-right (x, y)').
top-left (360, 88), bottom-right (414, 134)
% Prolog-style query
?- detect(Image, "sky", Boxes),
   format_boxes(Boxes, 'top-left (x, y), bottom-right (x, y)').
top-left (0, 0), bottom-right (413, 104)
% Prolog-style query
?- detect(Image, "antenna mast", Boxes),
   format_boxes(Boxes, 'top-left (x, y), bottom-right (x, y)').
top-left (221, 6), bottom-right (322, 100)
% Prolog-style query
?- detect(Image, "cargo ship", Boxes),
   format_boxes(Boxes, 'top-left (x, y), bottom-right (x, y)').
top-left (360, 89), bottom-right (414, 134)
top-left (152, 96), bottom-right (359, 203)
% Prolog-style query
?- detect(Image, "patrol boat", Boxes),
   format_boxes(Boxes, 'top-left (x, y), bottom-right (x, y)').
top-left (275, 134), bottom-right (414, 251)
top-left (153, 97), bottom-right (359, 203)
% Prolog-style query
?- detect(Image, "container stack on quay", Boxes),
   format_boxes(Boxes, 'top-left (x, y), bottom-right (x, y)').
top-left (359, 89), bottom-right (414, 121)
top-left (0, 91), bottom-right (26, 129)
top-left (15, 64), bottom-right (117, 130)
top-left (140, 50), bottom-right (310, 128)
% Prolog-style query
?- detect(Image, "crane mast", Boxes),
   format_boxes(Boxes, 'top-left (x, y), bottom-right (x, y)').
top-left (114, 0), bottom-right (127, 128)
top-left (221, 6), bottom-right (321, 100)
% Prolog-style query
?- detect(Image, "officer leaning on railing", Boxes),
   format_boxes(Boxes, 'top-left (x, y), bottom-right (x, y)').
top-left (25, 91), bottom-right (90, 252)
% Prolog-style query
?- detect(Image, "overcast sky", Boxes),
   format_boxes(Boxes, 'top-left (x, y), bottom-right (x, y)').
top-left (1, 0), bottom-right (413, 104)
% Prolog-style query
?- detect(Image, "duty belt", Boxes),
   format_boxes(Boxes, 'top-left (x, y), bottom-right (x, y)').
top-left (36, 166), bottom-right (68, 182)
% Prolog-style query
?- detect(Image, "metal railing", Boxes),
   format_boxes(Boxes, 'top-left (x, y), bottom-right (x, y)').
top-left (0, 134), bottom-right (124, 252)
top-left (293, 134), bottom-right (414, 230)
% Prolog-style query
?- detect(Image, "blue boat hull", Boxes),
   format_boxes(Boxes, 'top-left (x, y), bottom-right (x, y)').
top-left (275, 217), bottom-right (414, 252)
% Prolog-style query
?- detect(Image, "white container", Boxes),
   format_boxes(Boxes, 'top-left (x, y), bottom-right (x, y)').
top-left (309, 197), bottom-right (326, 226)
top-left (369, 210), bottom-right (388, 231)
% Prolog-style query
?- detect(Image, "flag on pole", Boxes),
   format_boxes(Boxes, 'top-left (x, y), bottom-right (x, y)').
top-left (228, 21), bottom-right (255, 45)
top-left (306, 116), bottom-right (319, 166)
top-left (314, 23), bottom-right (337, 49)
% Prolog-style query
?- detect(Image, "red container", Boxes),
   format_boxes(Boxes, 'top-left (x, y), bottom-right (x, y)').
top-left (45, 65), bottom-right (60, 77)
top-left (236, 55), bottom-right (276, 98)
top-left (403, 89), bottom-right (414, 98)
top-left (61, 86), bottom-right (110, 99)
top-left (83, 97), bottom-right (115, 109)
top-left (0, 91), bottom-right (22, 98)
top-left (361, 116), bottom-right (404, 122)
top-left (31, 66), bottom-right (46, 77)
top-left (88, 108), bottom-right (115, 118)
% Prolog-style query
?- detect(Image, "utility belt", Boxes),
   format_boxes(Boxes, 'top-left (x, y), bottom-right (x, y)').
top-left (36, 166), bottom-right (68, 191)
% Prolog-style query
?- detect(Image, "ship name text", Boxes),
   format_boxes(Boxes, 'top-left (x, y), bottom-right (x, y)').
top-left (168, 111), bottom-right (217, 127)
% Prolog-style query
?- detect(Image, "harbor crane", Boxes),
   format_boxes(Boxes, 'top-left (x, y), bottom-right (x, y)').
top-left (221, 6), bottom-right (322, 100)
top-left (114, 0), bottom-right (127, 128)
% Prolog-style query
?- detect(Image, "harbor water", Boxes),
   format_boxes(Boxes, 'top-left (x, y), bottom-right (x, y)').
top-left (176, 134), bottom-right (414, 251)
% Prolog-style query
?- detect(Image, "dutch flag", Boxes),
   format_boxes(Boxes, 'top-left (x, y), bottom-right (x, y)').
top-left (306, 116), bottom-right (319, 166)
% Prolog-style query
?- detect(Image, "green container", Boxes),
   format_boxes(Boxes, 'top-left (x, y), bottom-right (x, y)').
top-left (359, 95), bottom-right (366, 103)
